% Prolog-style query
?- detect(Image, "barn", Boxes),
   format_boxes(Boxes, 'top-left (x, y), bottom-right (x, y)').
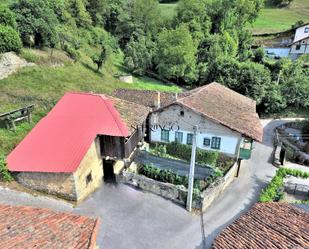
top-left (7, 92), bottom-right (150, 202)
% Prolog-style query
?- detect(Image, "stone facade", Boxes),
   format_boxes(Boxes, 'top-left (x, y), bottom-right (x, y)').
top-left (150, 103), bottom-right (242, 156)
top-left (16, 139), bottom-right (103, 202)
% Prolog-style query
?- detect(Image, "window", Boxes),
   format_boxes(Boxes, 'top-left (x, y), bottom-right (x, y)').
top-left (296, 44), bottom-right (301, 50)
top-left (305, 27), bottom-right (309, 33)
top-left (203, 138), bottom-right (211, 147)
top-left (86, 172), bottom-right (92, 185)
top-left (180, 110), bottom-right (184, 116)
top-left (161, 129), bottom-right (169, 142)
top-left (187, 133), bottom-right (193, 145)
top-left (211, 137), bottom-right (221, 150)
top-left (175, 131), bottom-right (183, 143)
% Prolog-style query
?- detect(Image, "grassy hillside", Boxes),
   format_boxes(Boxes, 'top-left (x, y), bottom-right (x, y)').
top-left (158, 2), bottom-right (178, 19)
top-left (0, 48), bottom-right (181, 158)
top-left (251, 0), bottom-right (309, 34)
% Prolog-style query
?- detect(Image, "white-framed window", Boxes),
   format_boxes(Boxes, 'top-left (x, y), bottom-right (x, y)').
top-left (296, 44), bottom-right (301, 50)
top-left (211, 137), bottom-right (221, 150)
top-left (203, 138), bottom-right (211, 147)
top-left (187, 133), bottom-right (193, 145)
top-left (161, 129), bottom-right (169, 142)
top-left (304, 27), bottom-right (309, 33)
top-left (175, 131), bottom-right (183, 143)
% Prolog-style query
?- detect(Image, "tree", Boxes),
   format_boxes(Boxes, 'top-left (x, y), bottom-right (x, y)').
top-left (92, 46), bottom-right (107, 71)
top-left (68, 0), bottom-right (92, 28)
top-left (116, 0), bottom-right (161, 47)
top-left (0, 4), bottom-right (17, 28)
top-left (11, 0), bottom-right (59, 47)
top-left (124, 35), bottom-right (156, 75)
top-left (155, 24), bottom-right (198, 84)
top-left (0, 25), bottom-right (22, 53)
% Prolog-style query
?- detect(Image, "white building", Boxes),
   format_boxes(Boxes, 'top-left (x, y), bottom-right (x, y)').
top-left (114, 83), bottom-right (263, 159)
top-left (149, 83), bottom-right (263, 158)
top-left (290, 24), bottom-right (309, 60)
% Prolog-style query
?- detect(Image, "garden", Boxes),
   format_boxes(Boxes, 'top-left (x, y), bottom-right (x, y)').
top-left (259, 167), bottom-right (309, 203)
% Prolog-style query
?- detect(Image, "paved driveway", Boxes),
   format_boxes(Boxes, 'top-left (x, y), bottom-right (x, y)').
top-left (0, 119), bottom-right (297, 249)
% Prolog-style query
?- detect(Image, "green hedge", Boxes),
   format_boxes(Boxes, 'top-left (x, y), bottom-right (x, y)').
top-left (139, 163), bottom-right (203, 191)
top-left (166, 142), bottom-right (219, 166)
top-left (259, 167), bottom-right (309, 202)
top-left (0, 25), bottom-right (22, 53)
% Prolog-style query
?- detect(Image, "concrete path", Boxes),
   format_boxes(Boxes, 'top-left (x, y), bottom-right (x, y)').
top-left (0, 119), bottom-right (300, 249)
top-left (135, 151), bottom-right (214, 180)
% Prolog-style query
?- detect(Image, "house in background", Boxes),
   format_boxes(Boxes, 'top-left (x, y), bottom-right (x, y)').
top-left (0, 204), bottom-right (100, 249)
top-left (115, 83), bottom-right (263, 160)
top-left (289, 24), bottom-right (309, 60)
top-left (7, 92), bottom-right (149, 202)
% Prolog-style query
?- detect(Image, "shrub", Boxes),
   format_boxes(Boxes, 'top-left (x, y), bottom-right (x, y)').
top-left (139, 163), bottom-right (205, 192)
top-left (63, 44), bottom-right (80, 62)
top-left (0, 4), bottom-right (17, 28)
top-left (259, 167), bottom-right (309, 202)
top-left (0, 155), bottom-right (13, 182)
top-left (0, 25), bottom-right (22, 53)
top-left (166, 142), bottom-right (219, 166)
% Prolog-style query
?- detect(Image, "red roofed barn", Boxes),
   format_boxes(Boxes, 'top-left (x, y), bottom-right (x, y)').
top-left (7, 92), bottom-right (150, 202)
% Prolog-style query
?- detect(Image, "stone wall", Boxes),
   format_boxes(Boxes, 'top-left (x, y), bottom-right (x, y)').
top-left (74, 139), bottom-right (103, 202)
top-left (16, 172), bottom-right (77, 200)
top-left (199, 161), bottom-right (238, 211)
top-left (17, 139), bottom-right (104, 202)
top-left (119, 161), bottom-right (238, 211)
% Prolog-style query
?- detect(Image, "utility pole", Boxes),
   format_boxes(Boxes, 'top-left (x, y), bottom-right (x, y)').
top-left (186, 125), bottom-right (198, 212)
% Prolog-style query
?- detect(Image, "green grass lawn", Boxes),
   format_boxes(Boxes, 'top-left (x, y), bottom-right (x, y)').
top-left (251, 0), bottom-right (309, 34)
top-left (0, 49), bottom-right (181, 159)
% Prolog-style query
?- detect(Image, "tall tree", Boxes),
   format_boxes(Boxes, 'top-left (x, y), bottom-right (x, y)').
top-left (155, 24), bottom-right (198, 84)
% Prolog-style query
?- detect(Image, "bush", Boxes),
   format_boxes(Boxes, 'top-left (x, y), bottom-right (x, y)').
top-left (259, 167), bottom-right (309, 202)
top-left (0, 156), bottom-right (13, 182)
top-left (139, 163), bottom-right (205, 192)
top-left (0, 4), bottom-right (17, 28)
top-left (0, 25), bottom-right (22, 53)
top-left (63, 44), bottom-right (80, 62)
top-left (166, 142), bottom-right (219, 166)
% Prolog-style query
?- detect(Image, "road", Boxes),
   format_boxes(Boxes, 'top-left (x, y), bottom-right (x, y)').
top-left (0, 119), bottom-right (294, 249)
top-left (135, 150), bottom-right (214, 180)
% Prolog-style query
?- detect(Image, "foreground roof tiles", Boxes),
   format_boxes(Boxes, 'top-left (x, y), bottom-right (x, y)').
top-left (0, 204), bottom-right (99, 249)
top-left (213, 202), bottom-right (309, 249)
top-left (7, 92), bottom-right (129, 173)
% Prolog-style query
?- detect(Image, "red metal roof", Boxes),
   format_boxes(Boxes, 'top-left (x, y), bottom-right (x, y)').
top-left (7, 92), bottom-right (129, 173)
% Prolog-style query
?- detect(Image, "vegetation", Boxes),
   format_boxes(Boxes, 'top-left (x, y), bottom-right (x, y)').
top-left (166, 142), bottom-right (219, 167)
top-left (259, 167), bottom-right (309, 202)
top-left (139, 163), bottom-right (204, 192)
top-left (251, 0), bottom-right (309, 34)
top-left (0, 155), bottom-right (13, 181)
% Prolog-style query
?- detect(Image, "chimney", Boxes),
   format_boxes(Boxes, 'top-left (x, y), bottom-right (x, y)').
top-left (155, 91), bottom-right (161, 109)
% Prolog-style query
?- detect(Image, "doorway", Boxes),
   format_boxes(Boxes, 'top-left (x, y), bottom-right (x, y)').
top-left (103, 159), bottom-right (115, 182)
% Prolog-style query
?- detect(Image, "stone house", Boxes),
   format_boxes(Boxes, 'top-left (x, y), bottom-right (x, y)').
top-left (7, 92), bottom-right (150, 202)
top-left (114, 83), bottom-right (263, 159)
top-left (290, 24), bottom-right (309, 60)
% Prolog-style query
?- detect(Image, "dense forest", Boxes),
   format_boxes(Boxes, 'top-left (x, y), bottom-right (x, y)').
top-left (0, 0), bottom-right (308, 114)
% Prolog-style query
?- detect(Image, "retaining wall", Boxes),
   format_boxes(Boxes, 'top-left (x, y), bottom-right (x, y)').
top-left (119, 161), bottom-right (238, 211)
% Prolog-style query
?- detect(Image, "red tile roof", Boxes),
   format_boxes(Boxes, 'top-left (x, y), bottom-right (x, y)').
top-left (7, 92), bottom-right (129, 173)
top-left (213, 202), bottom-right (309, 249)
top-left (0, 204), bottom-right (99, 249)
top-left (177, 83), bottom-right (263, 142)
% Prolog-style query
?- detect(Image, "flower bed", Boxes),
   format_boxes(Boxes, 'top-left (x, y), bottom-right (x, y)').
top-left (259, 168), bottom-right (309, 202)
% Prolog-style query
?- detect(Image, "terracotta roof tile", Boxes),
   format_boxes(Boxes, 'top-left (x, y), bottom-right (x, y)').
top-left (177, 83), bottom-right (263, 142)
top-left (0, 205), bottom-right (100, 249)
top-left (213, 202), bottom-right (309, 249)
